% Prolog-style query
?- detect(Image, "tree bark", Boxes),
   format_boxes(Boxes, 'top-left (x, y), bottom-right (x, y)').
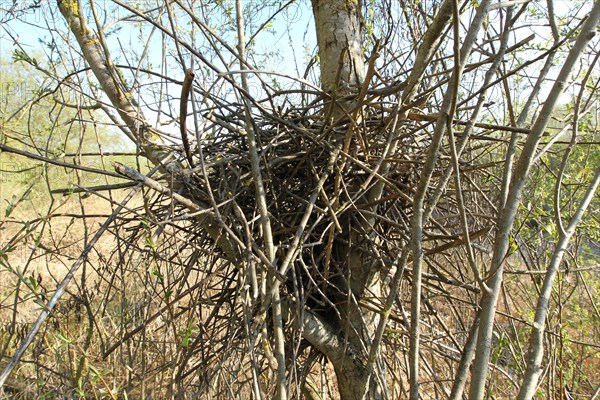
top-left (299, 306), bottom-right (384, 400)
top-left (308, 1), bottom-right (387, 398)
top-left (311, 0), bottom-right (365, 95)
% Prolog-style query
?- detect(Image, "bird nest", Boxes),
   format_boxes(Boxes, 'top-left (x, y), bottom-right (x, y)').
top-left (186, 98), bottom-right (420, 255)
top-left (110, 87), bottom-right (488, 351)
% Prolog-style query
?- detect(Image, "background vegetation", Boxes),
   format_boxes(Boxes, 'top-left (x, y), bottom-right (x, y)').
top-left (1, 1), bottom-right (599, 399)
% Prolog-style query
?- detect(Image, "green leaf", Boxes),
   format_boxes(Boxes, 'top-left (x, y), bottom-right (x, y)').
top-left (28, 276), bottom-right (37, 291)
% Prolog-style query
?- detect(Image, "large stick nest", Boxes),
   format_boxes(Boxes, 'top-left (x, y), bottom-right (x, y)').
top-left (185, 95), bottom-right (419, 261)
top-left (105, 84), bottom-right (492, 391)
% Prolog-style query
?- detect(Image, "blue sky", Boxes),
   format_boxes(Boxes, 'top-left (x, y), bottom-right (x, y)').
top-left (1, 0), bottom-right (594, 133)
top-left (0, 1), bottom-right (318, 147)
top-left (0, 1), bottom-right (316, 77)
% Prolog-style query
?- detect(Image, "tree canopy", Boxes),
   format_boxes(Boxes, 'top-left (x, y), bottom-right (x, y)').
top-left (0, 1), bottom-right (599, 399)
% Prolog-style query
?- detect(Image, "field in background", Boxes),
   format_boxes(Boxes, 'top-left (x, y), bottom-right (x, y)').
top-left (1, 153), bottom-right (598, 399)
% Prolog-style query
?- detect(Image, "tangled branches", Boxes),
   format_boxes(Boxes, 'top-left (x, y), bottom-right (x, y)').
top-left (103, 76), bottom-right (496, 395)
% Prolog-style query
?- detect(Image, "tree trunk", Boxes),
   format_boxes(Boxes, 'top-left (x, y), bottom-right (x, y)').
top-left (308, 1), bottom-right (386, 399)
top-left (311, 0), bottom-right (365, 95)
top-left (300, 302), bottom-right (384, 400)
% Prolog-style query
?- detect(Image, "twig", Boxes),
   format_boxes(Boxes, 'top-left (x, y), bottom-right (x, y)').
top-left (0, 180), bottom-right (143, 388)
top-left (180, 69), bottom-right (195, 167)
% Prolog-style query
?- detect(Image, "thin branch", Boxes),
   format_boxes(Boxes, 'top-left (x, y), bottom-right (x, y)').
top-left (0, 178), bottom-right (143, 388)
top-left (234, 1), bottom-right (286, 398)
top-left (469, 2), bottom-right (600, 398)
top-left (410, 2), bottom-right (492, 398)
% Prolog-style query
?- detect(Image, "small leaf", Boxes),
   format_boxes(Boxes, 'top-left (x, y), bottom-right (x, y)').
top-left (28, 276), bottom-right (37, 291)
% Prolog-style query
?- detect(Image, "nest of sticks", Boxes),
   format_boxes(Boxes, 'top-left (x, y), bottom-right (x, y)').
top-left (159, 90), bottom-right (428, 296)
top-left (112, 74), bottom-right (497, 306)
top-left (105, 82), bottom-right (492, 380)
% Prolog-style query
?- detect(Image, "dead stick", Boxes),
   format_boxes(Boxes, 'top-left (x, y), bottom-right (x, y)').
top-left (180, 68), bottom-right (195, 166)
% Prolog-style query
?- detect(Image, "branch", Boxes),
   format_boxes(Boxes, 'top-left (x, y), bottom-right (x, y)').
top-left (469, 2), bottom-right (600, 398)
top-left (406, 112), bottom-right (549, 135)
top-left (517, 45), bottom-right (600, 400)
top-left (234, 1), bottom-right (286, 398)
top-left (0, 181), bottom-right (142, 388)
top-left (411, 2), bottom-right (493, 398)
top-left (517, 167), bottom-right (600, 400)
top-left (295, 306), bottom-right (345, 363)
top-left (180, 69), bottom-right (195, 167)
top-left (56, 0), bottom-right (178, 172)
